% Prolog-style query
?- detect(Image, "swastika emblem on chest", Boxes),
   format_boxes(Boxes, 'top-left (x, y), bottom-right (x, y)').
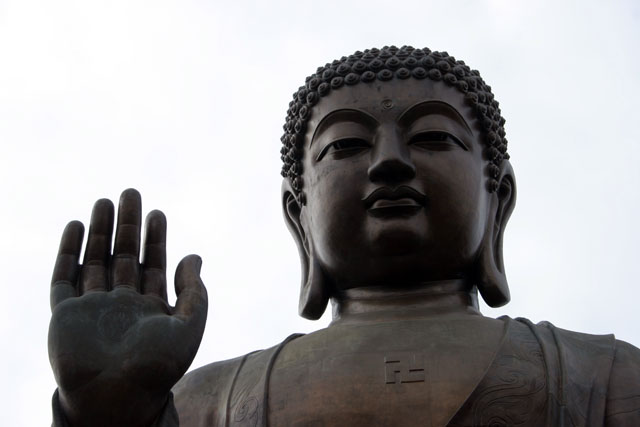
top-left (384, 353), bottom-right (425, 384)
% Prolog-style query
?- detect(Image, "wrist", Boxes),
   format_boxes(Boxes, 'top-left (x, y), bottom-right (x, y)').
top-left (57, 387), bottom-right (171, 427)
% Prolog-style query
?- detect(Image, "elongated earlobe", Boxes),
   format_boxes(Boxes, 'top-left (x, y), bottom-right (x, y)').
top-left (281, 182), bottom-right (329, 319)
top-left (476, 164), bottom-right (516, 307)
top-left (298, 249), bottom-right (329, 319)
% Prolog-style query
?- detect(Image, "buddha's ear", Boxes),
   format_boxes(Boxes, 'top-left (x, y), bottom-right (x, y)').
top-left (476, 160), bottom-right (517, 307)
top-left (281, 180), bottom-right (329, 320)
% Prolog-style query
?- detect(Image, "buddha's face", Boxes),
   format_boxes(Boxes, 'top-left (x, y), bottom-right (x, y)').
top-left (298, 78), bottom-right (493, 290)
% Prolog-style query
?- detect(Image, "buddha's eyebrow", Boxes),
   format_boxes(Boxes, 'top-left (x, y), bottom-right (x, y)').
top-left (311, 109), bottom-right (379, 145)
top-left (398, 101), bottom-right (473, 136)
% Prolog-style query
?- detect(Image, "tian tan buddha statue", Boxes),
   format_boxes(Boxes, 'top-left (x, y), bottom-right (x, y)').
top-left (48, 46), bottom-right (640, 427)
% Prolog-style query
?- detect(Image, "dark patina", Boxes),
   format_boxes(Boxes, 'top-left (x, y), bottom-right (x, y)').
top-left (49, 46), bottom-right (640, 427)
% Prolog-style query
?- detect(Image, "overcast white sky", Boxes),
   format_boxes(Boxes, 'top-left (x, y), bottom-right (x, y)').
top-left (1, 0), bottom-right (639, 425)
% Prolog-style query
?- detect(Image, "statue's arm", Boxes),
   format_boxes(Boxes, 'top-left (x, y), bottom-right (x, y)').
top-left (48, 190), bottom-right (208, 427)
top-left (604, 339), bottom-right (640, 426)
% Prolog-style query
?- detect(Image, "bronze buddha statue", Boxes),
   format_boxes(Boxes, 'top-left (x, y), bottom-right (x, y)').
top-left (49, 46), bottom-right (640, 427)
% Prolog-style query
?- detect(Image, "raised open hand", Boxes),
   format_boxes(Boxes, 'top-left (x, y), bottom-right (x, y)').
top-left (48, 189), bottom-right (208, 427)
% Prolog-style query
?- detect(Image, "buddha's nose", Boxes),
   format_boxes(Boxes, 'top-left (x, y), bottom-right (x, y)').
top-left (367, 128), bottom-right (416, 183)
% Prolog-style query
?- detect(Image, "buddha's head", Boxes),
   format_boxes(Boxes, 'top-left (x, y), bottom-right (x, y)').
top-left (281, 46), bottom-right (516, 319)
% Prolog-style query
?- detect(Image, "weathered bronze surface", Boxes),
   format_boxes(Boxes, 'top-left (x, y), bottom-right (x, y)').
top-left (49, 46), bottom-right (640, 426)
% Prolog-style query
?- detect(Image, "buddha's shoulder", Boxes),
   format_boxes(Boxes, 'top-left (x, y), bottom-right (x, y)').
top-left (515, 316), bottom-right (632, 349)
top-left (174, 354), bottom-right (246, 400)
top-left (172, 335), bottom-right (303, 425)
top-left (508, 317), bottom-right (640, 387)
top-left (172, 354), bottom-right (249, 425)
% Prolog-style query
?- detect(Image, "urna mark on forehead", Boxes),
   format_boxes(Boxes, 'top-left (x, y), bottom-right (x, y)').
top-left (280, 46), bottom-right (509, 196)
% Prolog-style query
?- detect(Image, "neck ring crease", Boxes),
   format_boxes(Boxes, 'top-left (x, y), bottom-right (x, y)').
top-left (330, 279), bottom-right (480, 325)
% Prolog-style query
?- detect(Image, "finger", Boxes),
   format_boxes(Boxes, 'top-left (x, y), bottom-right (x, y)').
top-left (112, 189), bottom-right (142, 291)
top-left (173, 255), bottom-right (208, 328)
top-left (80, 199), bottom-right (114, 294)
top-left (141, 210), bottom-right (167, 300)
top-left (51, 221), bottom-right (84, 310)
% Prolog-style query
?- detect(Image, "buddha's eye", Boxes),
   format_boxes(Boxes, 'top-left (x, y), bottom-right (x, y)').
top-left (316, 138), bottom-right (370, 161)
top-left (408, 131), bottom-right (467, 151)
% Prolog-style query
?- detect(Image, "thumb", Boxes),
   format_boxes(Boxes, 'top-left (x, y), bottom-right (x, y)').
top-left (174, 254), bottom-right (208, 323)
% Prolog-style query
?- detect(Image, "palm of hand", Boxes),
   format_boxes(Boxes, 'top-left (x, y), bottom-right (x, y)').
top-left (48, 189), bottom-right (207, 426)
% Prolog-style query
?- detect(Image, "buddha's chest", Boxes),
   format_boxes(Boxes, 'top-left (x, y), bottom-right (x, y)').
top-left (267, 317), bottom-right (511, 427)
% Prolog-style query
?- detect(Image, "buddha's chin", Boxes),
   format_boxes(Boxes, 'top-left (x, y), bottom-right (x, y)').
top-left (367, 219), bottom-right (426, 256)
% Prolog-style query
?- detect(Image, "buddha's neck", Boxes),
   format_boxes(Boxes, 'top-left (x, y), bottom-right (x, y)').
top-left (330, 279), bottom-right (481, 325)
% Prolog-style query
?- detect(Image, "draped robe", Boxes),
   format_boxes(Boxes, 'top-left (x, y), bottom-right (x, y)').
top-left (52, 317), bottom-right (640, 426)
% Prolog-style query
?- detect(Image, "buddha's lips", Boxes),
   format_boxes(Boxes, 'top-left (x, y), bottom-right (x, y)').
top-left (370, 198), bottom-right (422, 210)
top-left (362, 186), bottom-right (427, 209)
